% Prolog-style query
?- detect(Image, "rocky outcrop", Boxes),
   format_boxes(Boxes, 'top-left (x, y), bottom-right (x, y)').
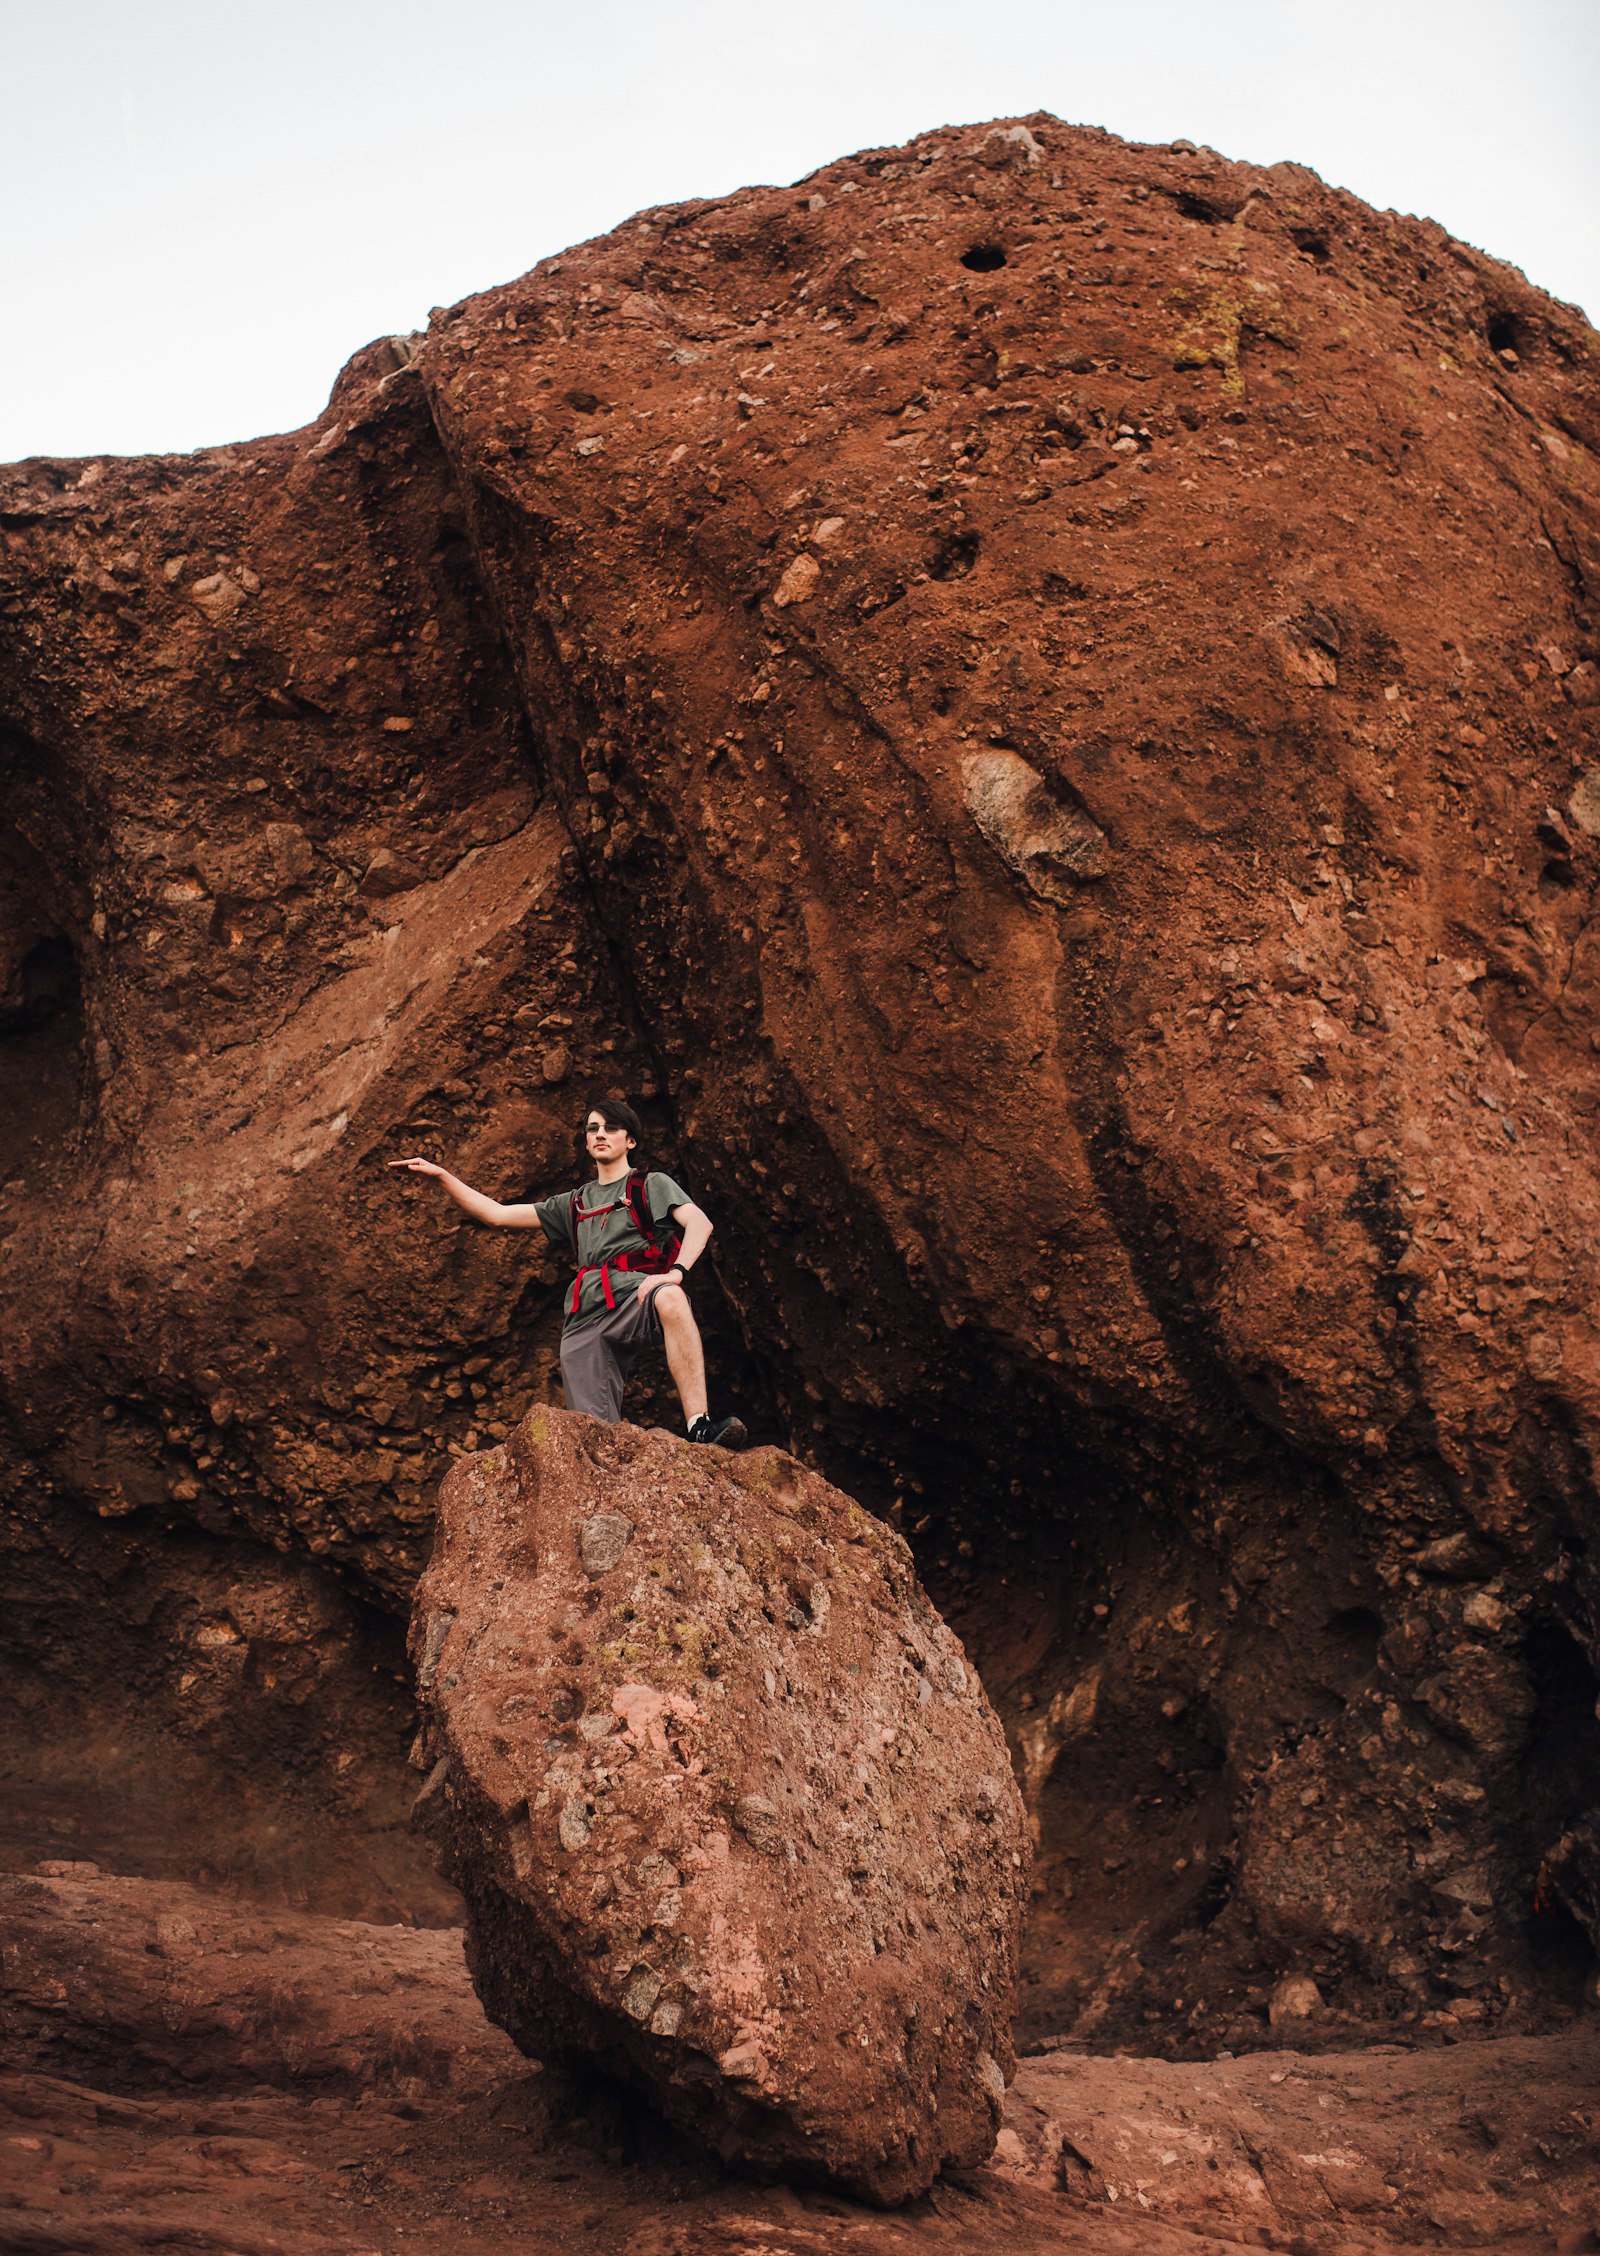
top-left (406, 117), bottom-right (1600, 2046)
top-left (0, 1867), bottom-right (517, 2095)
top-left (1, 1499), bottom-right (455, 1923)
top-left (994, 2028), bottom-right (1600, 2246)
top-left (4, 114), bottom-right (1600, 2044)
top-left (409, 1409), bottom-right (1029, 2202)
top-left (0, 336), bottom-right (701, 1620)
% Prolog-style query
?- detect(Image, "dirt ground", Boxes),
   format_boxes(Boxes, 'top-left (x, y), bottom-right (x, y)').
top-left (3, 1852), bottom-right (1598, 2256)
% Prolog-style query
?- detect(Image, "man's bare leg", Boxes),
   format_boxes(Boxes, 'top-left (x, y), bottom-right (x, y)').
top-left (653, 1286), bottom-right (708, 1424)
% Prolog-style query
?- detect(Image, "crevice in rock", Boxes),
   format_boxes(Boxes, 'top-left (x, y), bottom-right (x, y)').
top-left (0, 728), bottom-right (95, 1193)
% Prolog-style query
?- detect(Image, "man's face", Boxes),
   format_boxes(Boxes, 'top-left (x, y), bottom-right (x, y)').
top-left (585, 1113), bottom-right (634, 1163)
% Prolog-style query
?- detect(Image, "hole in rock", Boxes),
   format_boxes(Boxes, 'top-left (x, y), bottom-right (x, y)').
top-left (1289, 228), bottom-right (1331, 263)
top-left (4, 933), bottom-right (77, 1027)
top-left (960, 243), bottom-right (1007, 273)
top-left (1487, 310), bottom-right (1525, 358)
top-left (1185, 1849), bottom-right (1236, 1930)
top-left (1524, 1618), bottom-right (1600, 1795)
top-left (929, 531), bottom-right (980, 581)
top-left (1516, 1618), bottom-right (1600, 2000)
top-left (1528, 1889), bottom-right (1596, 1999)
top-left (1325, 1604), bottom-right (1382, 1673)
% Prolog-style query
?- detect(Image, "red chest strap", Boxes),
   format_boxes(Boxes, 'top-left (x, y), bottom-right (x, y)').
top-left (566, 1184), bottom-right (681, 1315)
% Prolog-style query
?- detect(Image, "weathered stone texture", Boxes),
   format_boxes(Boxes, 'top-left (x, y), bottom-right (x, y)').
top-left (411, 1408), bottom-right (1028, 2201)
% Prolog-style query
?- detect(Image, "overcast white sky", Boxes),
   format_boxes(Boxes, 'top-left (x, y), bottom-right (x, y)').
top-left (4, 0), bottom-right (1596, 461)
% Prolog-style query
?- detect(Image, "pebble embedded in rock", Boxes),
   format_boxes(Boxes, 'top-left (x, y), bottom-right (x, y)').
top-left (357, 847), bottom-right (424, 898)
top-left (772, 552), bottom-right (821, 607)
top-left (961, 747), bottom-right (1108, 898)
top-left (579, 1510), bottom-right (633, 1577)
top-left (1268, 1973), bottom-right (1323, 2031)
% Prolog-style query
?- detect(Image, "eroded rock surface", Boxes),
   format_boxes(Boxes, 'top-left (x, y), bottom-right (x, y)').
top-left (409, 1409), bottom-right (1029, 2202)
top-left (997, 2032), bottom-right (1600, 2247)
top-left (383, 116), bottom-right (1600, 2045)
top-left (0, 1493), bottom-right (455, 1923)
top-left (0, 1867), bottom-right (517, 2096)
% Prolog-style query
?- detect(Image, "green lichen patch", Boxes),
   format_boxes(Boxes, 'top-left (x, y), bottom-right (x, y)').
top-left (1167, 277), bottom-right (1298, 398)
top-left (728, 1447), bottom-right (785, 1493)
top-left (655, 1615), bottom-right (710, 1676)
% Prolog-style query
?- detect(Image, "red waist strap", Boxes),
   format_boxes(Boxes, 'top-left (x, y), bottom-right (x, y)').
top-left (567, 1244), bottom-right (679, 1317)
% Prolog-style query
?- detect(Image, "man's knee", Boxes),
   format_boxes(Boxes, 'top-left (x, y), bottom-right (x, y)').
top-left (653, 1283), bottom-right (691, 1324)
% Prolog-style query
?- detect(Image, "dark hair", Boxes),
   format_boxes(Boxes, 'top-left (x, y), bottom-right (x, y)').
top-left (579, 1097), bottom-right (645, 1166)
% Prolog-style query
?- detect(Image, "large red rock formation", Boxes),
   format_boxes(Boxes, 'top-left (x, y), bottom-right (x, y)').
top-left (0, 340), bottom-right (668, 1606)
top-left (411, 1409), bottom-right (1028, 2202)
top-left (4, 114), bottom-right (1600, 2048)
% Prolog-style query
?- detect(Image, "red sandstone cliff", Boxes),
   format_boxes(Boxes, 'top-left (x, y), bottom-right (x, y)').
top-left (4, 114), bottom-right (1599, 2051)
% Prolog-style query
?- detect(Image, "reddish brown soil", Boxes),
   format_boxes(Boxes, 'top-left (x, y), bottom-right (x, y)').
top-left (5, 1865), bottom-right (1597, 2255)
top-left (3, 106), bottom-right (1600, 2239)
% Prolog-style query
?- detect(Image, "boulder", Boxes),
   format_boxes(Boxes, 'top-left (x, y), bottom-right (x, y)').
top-left (409, 1408), bottom-right (1029, 2202)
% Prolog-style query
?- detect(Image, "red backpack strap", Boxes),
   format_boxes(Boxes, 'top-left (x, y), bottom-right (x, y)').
top-left (624, 1169), bottom-right (654, 1241)
top-left (625, 1170), bottom-right (683, 1267)
top-left (566, 1187), bottom-right (588, 1315)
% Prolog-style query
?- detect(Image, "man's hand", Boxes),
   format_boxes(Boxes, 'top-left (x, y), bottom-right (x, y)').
top-left (636, 1267), bottom-right (685, 1300)
top-left (389, 1159), bottom-right (546, 1228)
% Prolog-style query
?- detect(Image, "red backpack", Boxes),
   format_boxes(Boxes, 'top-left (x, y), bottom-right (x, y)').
top-left (565, 1169), bottom-right (684, 1316)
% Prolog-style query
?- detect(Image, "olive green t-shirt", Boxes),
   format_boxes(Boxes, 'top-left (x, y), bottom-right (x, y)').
top-left (535, 1171), bottom-right (691, 1330)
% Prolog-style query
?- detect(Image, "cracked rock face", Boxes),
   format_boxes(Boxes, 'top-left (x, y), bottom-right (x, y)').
top-left (409, 1408), bottom-right (1029, 2203)
top-left (0, 335), bottom-right (722, 1614)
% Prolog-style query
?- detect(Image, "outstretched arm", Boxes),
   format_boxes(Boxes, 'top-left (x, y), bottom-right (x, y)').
top-left (387, 1157), bottom-right (547, 1229)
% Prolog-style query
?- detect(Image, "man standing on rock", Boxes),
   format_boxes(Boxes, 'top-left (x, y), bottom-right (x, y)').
top-left (390, 1100), bottom-right (747, 1447)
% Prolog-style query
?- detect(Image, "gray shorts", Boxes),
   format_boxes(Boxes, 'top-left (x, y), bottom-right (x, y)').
top-left (559, 1288), bottom-right (667, 1423)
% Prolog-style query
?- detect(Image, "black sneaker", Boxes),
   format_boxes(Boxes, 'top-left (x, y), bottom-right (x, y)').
top-left (687, 1413), bottom-right (748, 1450)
